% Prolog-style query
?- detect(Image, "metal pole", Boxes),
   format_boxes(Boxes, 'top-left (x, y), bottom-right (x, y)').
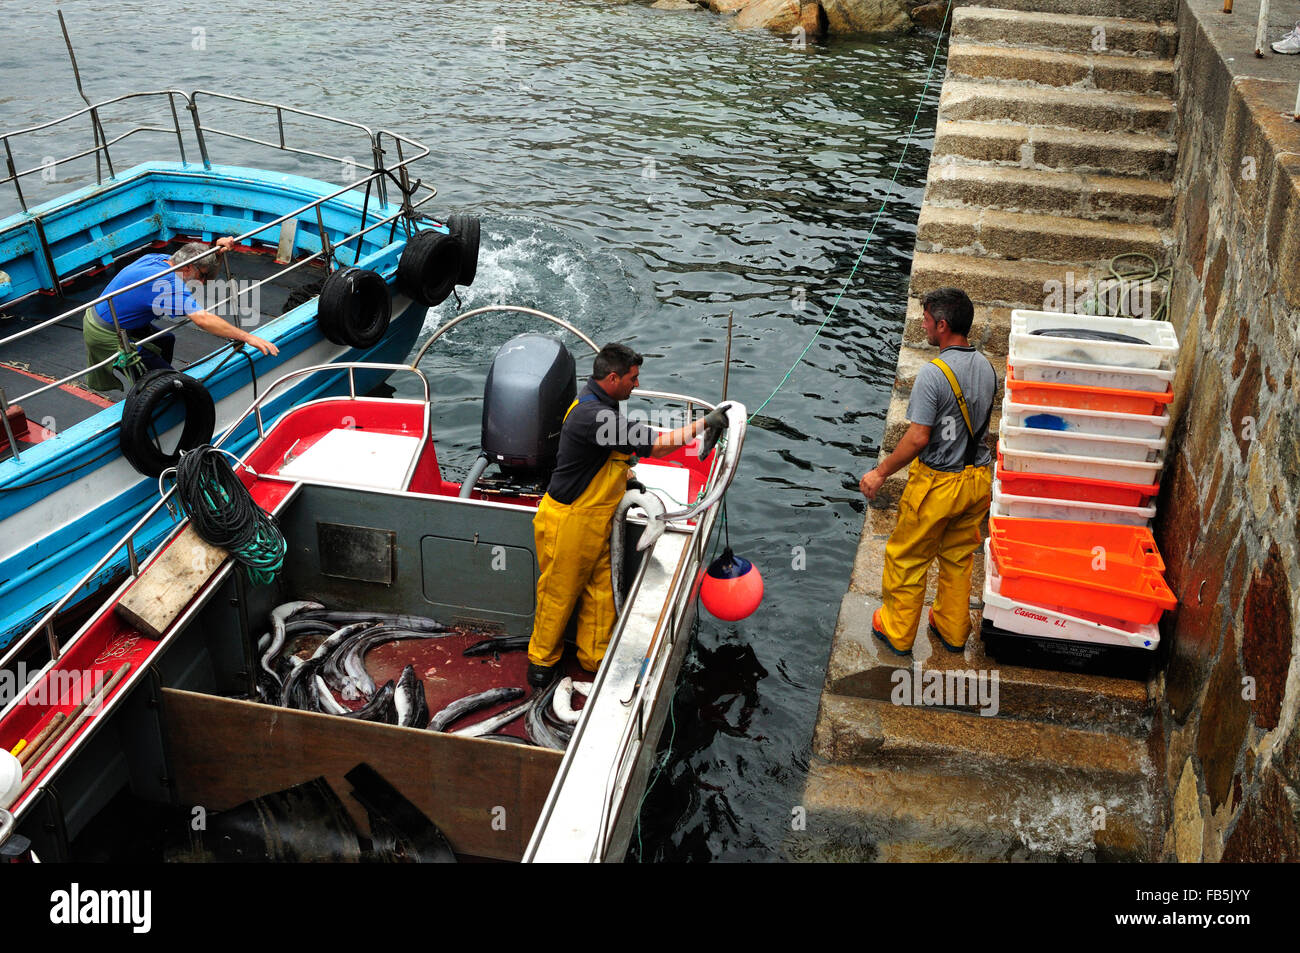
top-left (0, 386), bottom-right (21, 463)
top-left (722, 310), bottom-right (733, 402)
top-left (3, 138), bottom-right (26, 213)
top-left (57, 10), bottom-right (102, 185)
top-left (167, 92), bottom-right (188, 165)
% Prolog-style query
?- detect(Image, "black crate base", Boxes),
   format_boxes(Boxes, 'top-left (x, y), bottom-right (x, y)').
top-left (979, 619), bottom-right (1156, 681)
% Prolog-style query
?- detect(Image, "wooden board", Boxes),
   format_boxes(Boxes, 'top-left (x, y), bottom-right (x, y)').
top-left (114, 525), bottom-right (228, 639)
top-left (161, 688), bottom-right (561, 862)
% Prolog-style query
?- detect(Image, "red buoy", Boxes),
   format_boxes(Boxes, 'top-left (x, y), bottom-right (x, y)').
top-left (700, 547), bottom-right (763, 621)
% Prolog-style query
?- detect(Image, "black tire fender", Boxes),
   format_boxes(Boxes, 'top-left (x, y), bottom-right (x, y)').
top-left (316, 267), bottom-right (392, 349)
top-left (397, 229), bottom-right (462, 307)
top-left (445, 213), bottom-right (480, 287)
top-left (120, 370), bottom-right (216, 477)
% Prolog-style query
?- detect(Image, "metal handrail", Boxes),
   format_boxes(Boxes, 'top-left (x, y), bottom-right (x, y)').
top-left (591, 502), bottom-right (718, 861)
top-left (3, 184), bottom-right (438, 410)
top-left (411, 306), bottom-right (747, 527)
top-left (410, 305), bottom-right (602, 366)
top-left (0, 87), bottom-right (437, 410)
top-left (0, 361), bottom-right (430, 672)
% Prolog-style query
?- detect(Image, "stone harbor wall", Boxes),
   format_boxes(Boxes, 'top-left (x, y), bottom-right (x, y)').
top-left (647, 0), bottom-right (945, 36)
top-left (1152, 0), bottom-right (1300, 862)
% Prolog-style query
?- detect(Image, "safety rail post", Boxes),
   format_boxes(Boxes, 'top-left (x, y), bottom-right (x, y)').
top-left (0, 385), bottom-right (20, 463)
top-left (3, 138), bottom-right (26, 212)
top-left (185, 95), bottom-right (212, 170)
top-left (166, 93), bottom-right (188, 166)
top-left (90, 107), bottom-right (115, 181)
top-left (371, 135), bottom-right (388, 207)
top-left (31, 218), bottom-right (64, 300)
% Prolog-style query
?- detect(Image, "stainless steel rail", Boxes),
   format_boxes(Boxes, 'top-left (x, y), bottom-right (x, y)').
top-left (0, 88), bottom-right (438, 407)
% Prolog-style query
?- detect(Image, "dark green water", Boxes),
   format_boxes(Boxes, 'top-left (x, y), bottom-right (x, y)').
top-left (0, 0), bottom-right (943, 861)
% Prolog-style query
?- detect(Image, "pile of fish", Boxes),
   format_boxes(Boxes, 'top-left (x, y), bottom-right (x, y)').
top-left (253, 602), bottom-right (590, 749)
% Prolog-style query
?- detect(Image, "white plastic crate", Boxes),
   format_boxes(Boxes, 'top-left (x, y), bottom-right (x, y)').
top-left (997, 441), bottom-right (1164, 485)
top-left (1009, 354), bottom-right (1174, 393)
top-left (1009, 310), bottom-right (1179, 370)
top-left (982, 542), bottom-right (1160, 650)
top-left (1001, 395), bottom-right (1169, 441)
top-left (991, 479), bottom-right (1155, 526)
top-left (1000, 423), bottom-right (1166, 462)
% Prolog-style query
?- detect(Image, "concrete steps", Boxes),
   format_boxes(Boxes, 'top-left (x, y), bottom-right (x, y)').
top-left (947, 42), bottom-right (1175, 97)
top-left (797, 755), bottom-right (1158, 861)
top-left (916, 205), bottom-right (1167, 263)
top-left (933, 119), bottom-right (1178, 178)
top-left (955, 0), bottom-right (1177, 24)
top-left (951, 7), bottom-right (1178, 59)
top-left (924, 165), bottom-right (1173, 226)
top-left (939, 81), bottom-right (1175, 136)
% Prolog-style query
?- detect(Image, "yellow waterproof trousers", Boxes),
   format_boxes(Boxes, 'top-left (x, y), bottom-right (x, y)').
top-left (879, 460), bottom-right (992, 651)
top-left (528, 450), bottom-right (631, 672)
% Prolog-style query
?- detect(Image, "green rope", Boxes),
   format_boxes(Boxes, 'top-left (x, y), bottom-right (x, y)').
top-left (746, 0), bottom-right (956, 424)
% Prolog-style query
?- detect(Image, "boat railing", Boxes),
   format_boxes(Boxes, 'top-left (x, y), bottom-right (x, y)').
top-left (412, 306), bottom-right (747, 524)
top-left (0, 362), bottom-right (430, 676)
top-left (0, 90), bottom-right (439, 444)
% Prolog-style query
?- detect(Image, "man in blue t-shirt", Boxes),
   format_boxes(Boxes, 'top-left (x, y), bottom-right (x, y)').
top-left (860, 287), bottom-right (997, 655)
top-left (83, 238), bottom-right (278, 391)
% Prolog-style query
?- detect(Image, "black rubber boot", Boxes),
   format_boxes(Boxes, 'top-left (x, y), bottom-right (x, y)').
top-left (526, 663), bottom-right (558, 688)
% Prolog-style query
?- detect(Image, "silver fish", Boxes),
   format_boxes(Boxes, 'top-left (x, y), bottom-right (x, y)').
top-left (526, 679), bottom-right (572, 750)
top-left (550, 677), bottom-right (591, 726)
top-left (429, 687), bottom-right (526, 732)
top-left (611, 488), bottom-right (668, 615)
top-left (453, 697), bottom-right (534, 738)
top-left (394, 664), bottom-right (429, 728)
top-left (262, 601), bottom-right (324, 679)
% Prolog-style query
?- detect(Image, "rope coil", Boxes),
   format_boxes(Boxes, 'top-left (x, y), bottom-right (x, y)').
top-left (174, 444), bottom-right (285, 585)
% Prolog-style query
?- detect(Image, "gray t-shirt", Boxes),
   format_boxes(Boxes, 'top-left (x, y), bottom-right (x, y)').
top-left (906, 345), bottom-right (997, 472)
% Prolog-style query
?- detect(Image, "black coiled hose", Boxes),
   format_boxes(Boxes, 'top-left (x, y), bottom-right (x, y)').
top-left (174, 444), bottom-right (286, 585)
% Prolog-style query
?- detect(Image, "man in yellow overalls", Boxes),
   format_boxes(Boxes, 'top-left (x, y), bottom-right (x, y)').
top-left (527, 343), bottom-right (728, 686)
top-left (859, 288), bottom-right (997, 654)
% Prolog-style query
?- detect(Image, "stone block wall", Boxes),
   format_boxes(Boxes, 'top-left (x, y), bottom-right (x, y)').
top-left (1154, 2), bottom-right (1300, 861)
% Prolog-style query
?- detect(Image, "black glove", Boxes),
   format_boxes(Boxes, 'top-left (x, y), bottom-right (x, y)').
top-left (698, 402), bottom-right (733, 460)
top-left (626, 478), bottom-right (647, 493)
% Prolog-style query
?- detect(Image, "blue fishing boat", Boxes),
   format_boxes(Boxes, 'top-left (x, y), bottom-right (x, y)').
top-left (0, 88), bottom-right (479, 649)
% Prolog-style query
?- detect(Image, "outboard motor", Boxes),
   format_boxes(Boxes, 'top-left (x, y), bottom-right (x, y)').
top-left (460, 333), bottom-right (576, 497)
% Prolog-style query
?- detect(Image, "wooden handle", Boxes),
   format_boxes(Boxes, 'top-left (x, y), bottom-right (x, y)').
top-left (17, 712), bottom-right (67, 767)
top-left (0, 664), bottom-right (131, 811)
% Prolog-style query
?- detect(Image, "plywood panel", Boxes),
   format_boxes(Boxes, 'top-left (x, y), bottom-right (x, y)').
top-left (162, 688), bottom-right (560, 861)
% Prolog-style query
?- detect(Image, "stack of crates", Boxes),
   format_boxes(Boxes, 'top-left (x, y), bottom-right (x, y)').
top-left (981, 311), bottom-right (1179, 679)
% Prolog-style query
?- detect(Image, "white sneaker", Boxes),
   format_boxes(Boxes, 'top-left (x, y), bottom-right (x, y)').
top-left (1272, 21), bottom-right (1300, 54)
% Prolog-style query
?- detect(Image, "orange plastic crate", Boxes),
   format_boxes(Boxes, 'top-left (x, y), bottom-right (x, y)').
top-left (1007, 366), bottom-right (1174, 416)
top-left (995, 451), bottom-right (1159, 507)
top-left (988, 517), bottom-right (1175, 624)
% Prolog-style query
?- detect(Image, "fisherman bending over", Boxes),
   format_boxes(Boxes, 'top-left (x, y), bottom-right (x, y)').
top-left (83, 238), bottom-right (278, 392)
top-left (527, 343), bottom-right (729, 687)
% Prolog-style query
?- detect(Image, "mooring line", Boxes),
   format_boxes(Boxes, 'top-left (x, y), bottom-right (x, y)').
top-left (746, 0), bottom-right (955, 424)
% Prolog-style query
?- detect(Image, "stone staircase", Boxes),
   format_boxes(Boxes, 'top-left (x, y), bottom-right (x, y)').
top-left (797, 0), bottom-right (1179, 861)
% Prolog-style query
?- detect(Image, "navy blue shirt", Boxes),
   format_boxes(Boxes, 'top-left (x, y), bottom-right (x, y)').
top-left (93, 253), bottom-right (201, 331)
top-left (546, 378), bottom-right (656, 504)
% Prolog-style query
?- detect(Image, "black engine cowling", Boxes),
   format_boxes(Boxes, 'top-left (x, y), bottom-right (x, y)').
top-left (481, 333), bottom-right (576, 481)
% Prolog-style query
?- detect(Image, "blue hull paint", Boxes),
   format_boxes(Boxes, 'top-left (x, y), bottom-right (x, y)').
top-left (0, 162), bottom-right (439, 650)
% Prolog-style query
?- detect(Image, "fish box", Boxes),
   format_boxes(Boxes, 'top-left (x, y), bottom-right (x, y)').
top-left (997, 441), bottom-right (1165, 486)
top-left (1000, 424), bottom-right (1166, 463)
top-left (1001, 395), bottom-right (1169, 441)
top-left (991, 480), bottom-right (1154, 526)
top-left (1008, 355), bottom-right (1174, 396)
top-left (1009, 310), bottom-right (1179, 370)
top-left (995, 451), bottom-right (1159, 507)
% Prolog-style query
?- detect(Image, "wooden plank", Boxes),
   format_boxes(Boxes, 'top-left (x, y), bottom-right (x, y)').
top-left (114, 525), bottom-right (228, 639)
top-left (162, 688), bottom-right (560, 862)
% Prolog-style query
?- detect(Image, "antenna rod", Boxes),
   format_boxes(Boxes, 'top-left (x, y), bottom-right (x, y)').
top-left (57, 9), bottom-right (103, 184)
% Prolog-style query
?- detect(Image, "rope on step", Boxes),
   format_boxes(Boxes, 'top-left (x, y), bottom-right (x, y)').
top-left (1078, 253), bottom-right (1172, 323)
top-left (746, 0), bottom-right (956, 425)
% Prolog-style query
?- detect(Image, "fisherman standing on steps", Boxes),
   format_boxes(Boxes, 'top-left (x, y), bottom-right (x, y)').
top-left (859, 287), bottom-right (997, 655)
top-left (527, 343), bottom-right (730, 687)
top-left (83, 237), bottom-right (279, 392)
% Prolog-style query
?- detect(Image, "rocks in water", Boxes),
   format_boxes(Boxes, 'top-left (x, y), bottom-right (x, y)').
top-left (650, 0), bottom-right (702, 8)
top-left (909, 0), bottom-right (949, 30)
top-left (819, 0), bottom-right (912, 34)
top-left (736, 0), bottom-right (801, 31)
